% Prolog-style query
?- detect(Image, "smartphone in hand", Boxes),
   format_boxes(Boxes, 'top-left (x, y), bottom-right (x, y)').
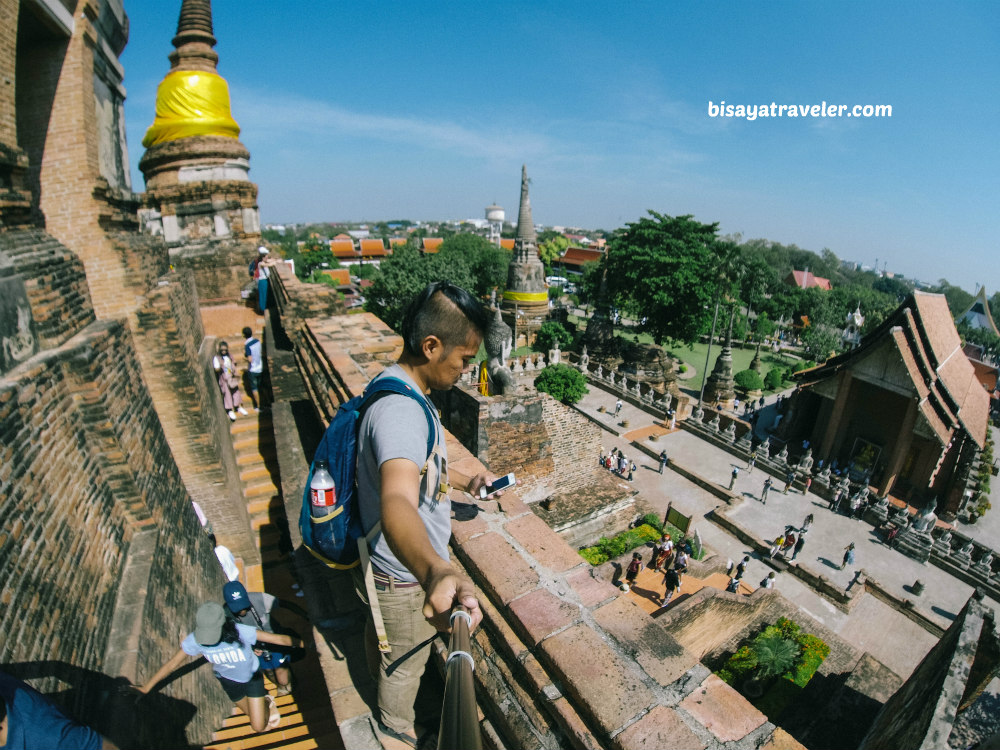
top-left (480, 472), bottom-right (516, 499)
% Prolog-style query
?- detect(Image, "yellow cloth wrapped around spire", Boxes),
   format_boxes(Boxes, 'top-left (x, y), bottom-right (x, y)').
top-left (142, 70), bottom-right (241, 147)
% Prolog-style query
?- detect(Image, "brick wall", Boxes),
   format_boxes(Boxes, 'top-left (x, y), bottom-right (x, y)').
top-left (130, 269), bottom-right (259, 568)
top-left (170, 238), bottom-right (259, 303)
top-left (0, 316), bottom-right (227, 745)
top-left (1, 229), bottom-right (95, 354)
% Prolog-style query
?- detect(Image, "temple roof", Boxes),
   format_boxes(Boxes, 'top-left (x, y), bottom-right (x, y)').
top-left (558, 246), bottom-right (603, 268)
top-left (330, 239), bottom-right (356, 259)
top-left (358, 239), bottom-right (387, 257)
top-left (957, 286), bottom-right (1000, 337)
top-left (785, 269), bottom-right (832, 290)
top-left (796, 291), bottom-right (988, 448)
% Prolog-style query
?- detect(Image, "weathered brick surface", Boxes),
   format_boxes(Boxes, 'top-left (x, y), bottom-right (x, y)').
top-left (507, 588), bottom-right (580, 646)
top-left (504, 512), bottom-right (584, 573)
top-left (611, 705), bottom-right (706, 750)
top-left (593, 596), bottom-right (693, 687)
top-left (1, 229), bottom-right (95, 356)
top-left (678, 674), bottom-right (767, 743)
top-left (130, 270), bottom-right (259, 565)
top-left (459, 532), bottom-right (540, 605)
top-left (539, 624), bottom-right (654, 736)
top-left (0, 316), bottom-right (225, 744)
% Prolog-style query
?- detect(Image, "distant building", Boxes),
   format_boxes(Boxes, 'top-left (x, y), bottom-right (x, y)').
top-left (957, 286), bottom-right (1000, 337)
top-left (786, 292), bottom-right (989, 518)
top-left (554, 246), bottom-right (603, 276)
top-left (785, 268), bottom-right (833, 290)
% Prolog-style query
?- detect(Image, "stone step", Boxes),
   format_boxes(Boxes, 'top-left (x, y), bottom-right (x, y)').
top-left (244, 481), bottom-right (280, 499)
top-left (230, 414), bottom-right (272, 436)
top-left (240, 466), bottom-right (272, 483)
top-left (233, 432), bottom-right (275, 453)
top-left (237, 449), bottom-right (275, 467)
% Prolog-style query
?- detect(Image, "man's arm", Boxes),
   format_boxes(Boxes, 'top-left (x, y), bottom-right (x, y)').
top-left (448, 467), bottom-right (498, 499)
top-left (379, 458), bottom-right (482, 633)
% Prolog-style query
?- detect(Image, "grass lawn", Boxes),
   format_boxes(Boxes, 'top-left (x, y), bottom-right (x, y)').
top-left (567, 314), bottom-right (802, 395)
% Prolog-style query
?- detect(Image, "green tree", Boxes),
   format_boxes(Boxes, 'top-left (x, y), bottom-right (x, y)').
top-left (300, 234), bottom-right (335, 276)
top-left (753, 634), bottom-right (799, 680)
top-left (438, 233), bottom-right (511, 298)
top-left (534, 364), bottom-right (588, 404)
top-left (603, 212), bottom-right (727, 345)
top-left (764, 367), bottom-right (784, 390)
top-left (535, 321), bottom-right (572, 352)
top-left (931, 279), bottom-right (975, 317)
top-left (802, 326), bottom-right (842, 362)
top-left (755, 311), bottom-right (776, 340)
top-left (365, 245), bottom-right (473, 332)
top-left (538, 235), bottom-right (571, 271)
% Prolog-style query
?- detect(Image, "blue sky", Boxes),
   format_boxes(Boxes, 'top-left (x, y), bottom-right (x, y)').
top-left (121, 1), bottom-right (999, 294)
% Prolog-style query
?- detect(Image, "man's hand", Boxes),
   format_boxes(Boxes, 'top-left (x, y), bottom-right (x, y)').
top-left (421, 562), bottom-right (483, 633)
top-left (459, 471), bottom-right (506, 499)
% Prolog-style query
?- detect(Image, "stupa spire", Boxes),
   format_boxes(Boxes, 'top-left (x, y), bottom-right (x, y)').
top-left (515, 164), bottom-right (537, 245)
top-left (168, 0), bottom-right (219, 73)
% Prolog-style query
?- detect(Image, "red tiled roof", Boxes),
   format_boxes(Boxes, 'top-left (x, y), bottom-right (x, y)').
top-left (359, 239), bottom-right (387, 257)
top-left (797, 291), bottom-right (989, 448)
top-left (422, 238), bottom-right (443, 253)
top-left (558, 246), bottom-right (603, 267)
top-left (785, 270), bottom-right (833, 290)
top-left (330, 239), bottom-right (357, 259)
top-left (320, 268), bottom-right (351, 285)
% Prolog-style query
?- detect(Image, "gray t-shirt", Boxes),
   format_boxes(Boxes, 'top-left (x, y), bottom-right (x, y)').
top-left (357, 365), bottom-right (450, 582)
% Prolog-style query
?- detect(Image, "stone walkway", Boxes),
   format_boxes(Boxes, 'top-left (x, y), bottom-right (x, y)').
top-left (574, 383), bottom-right (999, 679)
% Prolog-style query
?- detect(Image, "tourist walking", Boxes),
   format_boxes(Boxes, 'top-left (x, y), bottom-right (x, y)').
top-left (213, 341), bottom-right (246, 421)
top-left (223, 581), bottom-right (296, 696)
top-left (801, 513), bottom-right (814, 534)
top-left (624, 553), bottom-right (641, 589)
top-left (761, 477), bottom-right (772, 504)
top-left (660, 567), bottom-right (681, 607)
top-left (654, 534), bottom-right (674, 571)
top-left (769, 533), bottom-right (785, 558)
top-left (242, 327), bottom-right (265, 412)
top-left (614, 398), bottom-right (623, 416)
top-left (783, 471), bottom-right (795, 494)
top-left (735, 555), bottom-right (750, 580)
top-left (792, 535), bottom-right (806, 560)
top-left (747, 451), bottom-right (757, 473)
top-left (759, 571), bottom-right (776, 589)
top-left (841, 542), bottom-right (856, 570)
top-left (658, 450), bottom-right (668, 474)
top-left (729, 467), bottom-right (739, 491)
top-left (139, 602), bottom-right (304, 733)
top-left (673, 548), bottom-right (689, 582)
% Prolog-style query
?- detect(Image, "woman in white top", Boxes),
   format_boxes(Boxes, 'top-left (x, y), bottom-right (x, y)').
top-left (213, 341), bottom-right (246, 421)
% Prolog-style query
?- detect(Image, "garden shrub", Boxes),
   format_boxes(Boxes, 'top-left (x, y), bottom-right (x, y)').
top-left (764, 367), bottom-right (784, 390)
top-left (717, 616), bottom-right (829, 696)
top-left (734, 369), bottom-right (764, 392)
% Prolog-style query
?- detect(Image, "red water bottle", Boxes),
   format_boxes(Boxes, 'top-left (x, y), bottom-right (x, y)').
top-left (310, 460), bottom-right (336, 517)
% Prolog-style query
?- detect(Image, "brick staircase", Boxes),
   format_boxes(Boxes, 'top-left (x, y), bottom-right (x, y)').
top-left (204, 393), bottom-right (344, 749)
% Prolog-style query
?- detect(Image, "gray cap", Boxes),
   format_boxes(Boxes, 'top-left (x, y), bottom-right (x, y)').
top-left (194, 602), bottom-right (227, 644)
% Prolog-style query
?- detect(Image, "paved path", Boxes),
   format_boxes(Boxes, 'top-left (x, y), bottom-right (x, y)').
top-left (574, 383), bottom-right (999, 678)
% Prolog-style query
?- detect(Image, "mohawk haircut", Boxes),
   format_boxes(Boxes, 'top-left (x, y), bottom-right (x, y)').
top-left (401, 281), bottom-right (488, 358)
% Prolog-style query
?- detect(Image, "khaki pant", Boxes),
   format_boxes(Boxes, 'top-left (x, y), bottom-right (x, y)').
top-left (354, 569), bottom-right (437, 734)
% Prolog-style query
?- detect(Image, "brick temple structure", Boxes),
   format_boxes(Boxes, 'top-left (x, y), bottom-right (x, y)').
top-left (783, 291), bottom-right (989, 517)
top-left (138, 0), bottom-right (261, 252)
top-left (6, 3), bottom-right (1000, 750)
top-left (501, 165), bottom-right (549, 347)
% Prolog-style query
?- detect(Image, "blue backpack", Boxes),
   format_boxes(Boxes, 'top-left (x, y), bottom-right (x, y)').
top-left (300, 376), bottom-right (437, 569)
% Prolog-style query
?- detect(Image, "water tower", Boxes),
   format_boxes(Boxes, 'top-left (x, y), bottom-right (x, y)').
top-left (485, 203), bottom-right (505, 246)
